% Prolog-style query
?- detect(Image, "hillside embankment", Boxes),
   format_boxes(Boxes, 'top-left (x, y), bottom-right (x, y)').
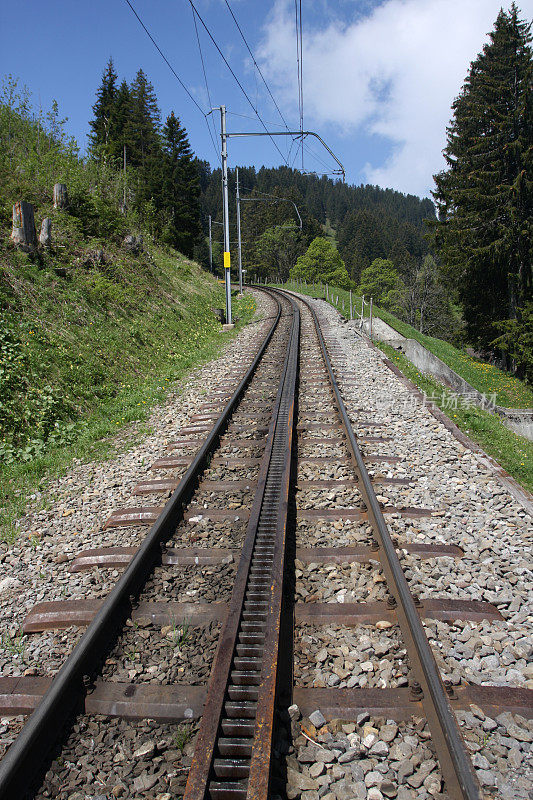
top-left (0, 209), bottom-right (254, 540)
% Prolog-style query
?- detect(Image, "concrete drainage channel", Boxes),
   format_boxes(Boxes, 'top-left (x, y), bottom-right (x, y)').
top-left (0, 288), bottom-right (531, 800)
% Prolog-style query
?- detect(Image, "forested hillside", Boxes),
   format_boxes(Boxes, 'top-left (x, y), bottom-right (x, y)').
top-left (0, 74), bottom-right (249, 477)
top-left (87, 60), bottom-right (202, 257)
top-left (199, 163), bottom-right (435, 285)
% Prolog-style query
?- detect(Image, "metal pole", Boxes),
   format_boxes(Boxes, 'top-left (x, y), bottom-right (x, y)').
top-left (226, 130), bottom-right (346, 182)
top-left (236, 167), bottom-right (243, 296)
top-left (208, 215), bottom-right (213, 274)
top-left (369, 297), bottom-right (373, 340)
top-left (349, 290), bottom-right (353, 320)
top-left (220, 106), bottom-right (232, 325)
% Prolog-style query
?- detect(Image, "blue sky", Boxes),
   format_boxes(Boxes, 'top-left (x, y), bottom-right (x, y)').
top-left (2, 1), bottom-right (531, 197)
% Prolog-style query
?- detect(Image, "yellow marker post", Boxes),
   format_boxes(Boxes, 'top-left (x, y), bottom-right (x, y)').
top-left (224, 251), bottom-right (232, 325)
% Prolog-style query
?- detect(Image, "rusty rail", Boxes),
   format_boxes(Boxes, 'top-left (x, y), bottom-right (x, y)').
top-left (184, 291), bottom-right (299, 800)
top-left (292, 290), bottom-right (482, 800)
top-left (0, 292), bottom-right (282, 800)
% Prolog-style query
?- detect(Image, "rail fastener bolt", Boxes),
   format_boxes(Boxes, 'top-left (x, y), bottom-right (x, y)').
top-left (409, 680), bottom-right (424, 700)
top-left (444, 680), bottom-right (457, 699)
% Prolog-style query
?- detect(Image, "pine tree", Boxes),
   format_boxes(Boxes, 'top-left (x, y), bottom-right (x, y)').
top-left (431, 4), bottom-right (532, 351)
top-left (126, 69), bottom-right (161, 170)
top-left (108, 79), bottom-right (131, 163)
top-left (160, 112), bottom-right (201, 257)
top-left (124, 69), bottom-right (164, 221)
top-left (88, 58), bottom-right (118, 159)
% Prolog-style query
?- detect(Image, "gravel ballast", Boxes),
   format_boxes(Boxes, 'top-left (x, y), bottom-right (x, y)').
top-left (287, 294), bottom-right (532, 800)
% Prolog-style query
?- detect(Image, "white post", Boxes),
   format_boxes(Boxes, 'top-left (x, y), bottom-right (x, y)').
top-left (349, 290), bottom-right (353, 320)
top-left (220, 106), bottom-right (232, 324)
top-left (369, 297), bottom-right (373, 340)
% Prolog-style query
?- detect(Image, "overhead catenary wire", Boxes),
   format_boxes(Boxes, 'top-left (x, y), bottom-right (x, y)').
top-left (224, 5), bottom-right (334, 179)
top-left (123, 0), bottom-right (219, 162)
top-left (224, 0), bottom-right (292, 136)
top-left (227, 111), bottom-right (286, 129)
top-left (191, 5), bottom-right (220, 162)
top-left (294, 0), bottom-right (304, 170)
top-left (302, 140), bottom-right (334, 172)
top-left (186, 0), bottom-right (290, 167)
top-left (126, 0), bottom-right (341, 179)
top-left (299, 0), bottom-right (304, 170)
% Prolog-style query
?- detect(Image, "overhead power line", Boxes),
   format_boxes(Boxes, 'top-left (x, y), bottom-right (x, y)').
top-left (186, 0), bottom-right (290, 167)
top-left (224, 0), bottom-right (292, 135)
top-left (124, 0), bottom-right (203, 115)
top-left (126, 0), bottom-right (337, 178)
top-left (191, 5), bottom-right (220, 161)
top-left (123, 0), bottom-right (219, 161)
top-left (226, 111), bottom-right (286, 129)
top-left (294, 0), bottom-right (304, 170)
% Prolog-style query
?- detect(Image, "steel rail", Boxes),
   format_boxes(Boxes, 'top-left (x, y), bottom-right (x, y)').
top-left (0, 293), bottom-right (282, 800)
top-left (285, 290), bottom-right (482, 800)
top-left (184, 290), bottom-right (299, 800)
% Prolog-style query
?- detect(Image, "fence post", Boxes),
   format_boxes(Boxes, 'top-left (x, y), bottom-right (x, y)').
top-left (369, 297), bottom-right (373, 340)
top-left (349, 290), bottom-right (353, 320)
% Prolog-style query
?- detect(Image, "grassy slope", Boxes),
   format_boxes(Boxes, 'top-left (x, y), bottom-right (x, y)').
top-left (277, 281), bottom-right (533, 409)
top-left (0, 225), bottom-right (255, 542)
top-left (379, 343), bottom-right (532, 493)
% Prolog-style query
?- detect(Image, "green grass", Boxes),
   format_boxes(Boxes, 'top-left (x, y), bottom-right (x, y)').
top-left (0, 241), bottom-right (256, 543)
top-left (274, 280), bottom-right (533, 409)
top-left (173, 724), bottom-right (194, 752)
top-left (378, 342), bottom-right (533, 494)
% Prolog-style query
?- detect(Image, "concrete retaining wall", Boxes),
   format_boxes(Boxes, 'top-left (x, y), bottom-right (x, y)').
top-left (385, 338), bottom-right (533, 441)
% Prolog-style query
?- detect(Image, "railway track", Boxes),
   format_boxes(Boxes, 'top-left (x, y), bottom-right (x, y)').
top-left (0, 287), bottom-right (531, 800)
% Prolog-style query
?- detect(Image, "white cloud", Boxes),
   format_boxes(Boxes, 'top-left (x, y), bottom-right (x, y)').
top-left (258, 0), bottom-right (533, 196)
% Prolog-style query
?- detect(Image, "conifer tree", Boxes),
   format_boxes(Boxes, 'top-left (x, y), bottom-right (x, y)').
top-left (88, 58), bottom-right (118, 159)
top-left (126, 69), bottom-right (161, 170)
top-left (108, 79), bottom-right (131, 163)
top-left (160, 112), bottom-right (201, 256)
top-left (432, 4), bottom-right (532, 351)
top-left (124, 69), bottom-right (163, 218)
